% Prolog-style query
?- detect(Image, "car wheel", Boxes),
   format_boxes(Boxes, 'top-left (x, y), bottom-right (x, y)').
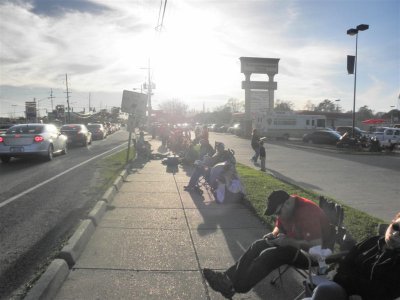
top-left (308, 139), bottom-right (314, 144)
top-left (62, 144), bottom-right (68, 155)
top-left (0, 156), bottom-right (11, 163)
top-left (89, 137), bottom-right (92, 145)
top-left (45, 145), bottom-right (54, 161)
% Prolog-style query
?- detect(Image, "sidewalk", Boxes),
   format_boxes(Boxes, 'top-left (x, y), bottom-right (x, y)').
top-left (27, 137), bottom-right (305, 300)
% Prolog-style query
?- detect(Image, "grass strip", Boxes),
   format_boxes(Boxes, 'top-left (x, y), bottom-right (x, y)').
top-left (236, 163), bottom-right (384, 242)
top-left (95, 145), bottom-right (136, 193)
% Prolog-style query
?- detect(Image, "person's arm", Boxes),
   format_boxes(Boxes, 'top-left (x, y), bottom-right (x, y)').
top-left (270, 236), bottom-right (322, 250)
top-left (263, 226), bottom-right (280, 239)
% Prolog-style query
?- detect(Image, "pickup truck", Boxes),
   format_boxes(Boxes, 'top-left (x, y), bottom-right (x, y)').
top-left (372, 127), bottom-right (400, 150)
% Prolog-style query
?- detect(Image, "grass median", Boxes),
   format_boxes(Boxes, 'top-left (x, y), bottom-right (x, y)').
top-left (236, 163), bottom-right (384, 242)
top-left (94, 145), bottom-right (136, 194)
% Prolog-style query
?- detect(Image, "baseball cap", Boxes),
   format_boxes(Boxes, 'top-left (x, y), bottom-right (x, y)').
top-left (264, 190), bottom-right (290, 215)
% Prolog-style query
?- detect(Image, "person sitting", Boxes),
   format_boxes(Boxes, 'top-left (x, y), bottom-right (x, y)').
top-left (136, 131), bottom-right (151, 158)
top-left (199, 139), bottom-right (215, 160)
top-left (202, 190), bottom-right (330, 298)
top-left (307, 211), bottom-right (400, 300)
top-left (184, 142), bottom-right (231, 191)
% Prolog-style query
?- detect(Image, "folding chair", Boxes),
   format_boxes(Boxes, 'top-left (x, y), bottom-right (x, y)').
top-left (269, 196), bottom-right (353, 289)
top-left (300, 222), bottom-right (390, 300)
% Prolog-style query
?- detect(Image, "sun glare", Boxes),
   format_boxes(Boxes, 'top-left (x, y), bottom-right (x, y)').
top-left (151, 5), bottom-right (229, 99)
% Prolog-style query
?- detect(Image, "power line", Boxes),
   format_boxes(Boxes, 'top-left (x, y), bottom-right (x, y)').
top-left (155, 0), bottom-right (167, 32)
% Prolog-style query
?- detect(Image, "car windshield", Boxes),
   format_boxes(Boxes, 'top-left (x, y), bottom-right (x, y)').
top-left (87, 125), bottom-right (101, 129)
top-left (61, 125), bottom-right (81, 131)
top-left (331, 131), bottom-right (342, 138)
top-left (7, 125), bottom-right (44, 134)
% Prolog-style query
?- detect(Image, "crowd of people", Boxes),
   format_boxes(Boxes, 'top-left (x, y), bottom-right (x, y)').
top-left (141, 124), bottom-right (399, 299)
top-left (202, 190), bottom-right (400, 300)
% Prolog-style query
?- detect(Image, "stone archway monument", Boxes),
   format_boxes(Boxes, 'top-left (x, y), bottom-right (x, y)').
top-left (240, 57), bottom-right (279, 136)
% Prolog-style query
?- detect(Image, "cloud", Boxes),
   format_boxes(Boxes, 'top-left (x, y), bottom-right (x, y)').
top-left (27, 0), bottom-right (111, 17)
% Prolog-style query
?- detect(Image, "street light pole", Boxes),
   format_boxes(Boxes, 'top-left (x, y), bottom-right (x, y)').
top-left (390, 105), bottom-right (395, 125)
top-left (335, 99), bottom-right (341, 112)
top-left (347, 24), bottom-right (369, 138)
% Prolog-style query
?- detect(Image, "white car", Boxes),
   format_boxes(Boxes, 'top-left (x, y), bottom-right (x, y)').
top-left (0, 123), bottom-right (68, 163)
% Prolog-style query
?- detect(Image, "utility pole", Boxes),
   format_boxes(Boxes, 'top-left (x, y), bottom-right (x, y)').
top-left (88, 92), bottom-right (91, 112)
top-left (49, 89), bottom-right (55, 111)
top-left (147, 59), bottom-right (152, 128)
top-left (65, 74), bottom-right (71, 123)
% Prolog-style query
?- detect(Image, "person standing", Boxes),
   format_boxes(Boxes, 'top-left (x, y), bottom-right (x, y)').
top-left (251, 129), bottom-right (260, 162)
top-left (259, 140), bottom-right (266, 171)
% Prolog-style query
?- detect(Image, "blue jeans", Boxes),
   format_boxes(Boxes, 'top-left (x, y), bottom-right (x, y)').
top-left (252, 148), bottom-right (260, 162)
top-left (188, 166), bottom-right (209, 187)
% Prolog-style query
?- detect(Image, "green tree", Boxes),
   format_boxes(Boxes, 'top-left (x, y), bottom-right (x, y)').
top-left (314, 99), bottom-right (336, 112)
top-left (357, 105), bottom-right (374, 121)
top-left (275, 100), bottom-right (294, 112)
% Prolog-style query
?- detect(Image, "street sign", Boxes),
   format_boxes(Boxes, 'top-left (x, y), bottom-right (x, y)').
top-left (240, 57), bottom-right (280, 74)
top-left (250, 91), bottom-right (269, 114)
top-left (241, 81), bottom-right (277, 90)
top-left (25, 101), bottom-right (37, 120)
top-left (121, 90), bottom-right (147, 116)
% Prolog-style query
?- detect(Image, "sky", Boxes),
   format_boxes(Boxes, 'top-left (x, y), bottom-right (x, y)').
top-left (0, 0), bottom-right (399, 118)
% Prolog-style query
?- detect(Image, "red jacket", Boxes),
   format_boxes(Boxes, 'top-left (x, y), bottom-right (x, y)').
top-left (276, 196), bottom-right (329, 242)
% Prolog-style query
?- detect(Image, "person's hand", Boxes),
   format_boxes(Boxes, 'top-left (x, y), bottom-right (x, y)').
top-left (263, 232), bottom-right (275, 240)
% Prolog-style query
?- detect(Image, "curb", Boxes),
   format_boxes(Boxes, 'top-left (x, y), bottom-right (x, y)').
top-left (24, 259), bottom-right (69, 300)
top-left (87, 200), bottom-right (107, 226)
top-left (58, 219), bottom-right (96, 268)
top-left (23, 143), bottom-right (139, 299)
top-left (100, 186), bottom-right (117, 203)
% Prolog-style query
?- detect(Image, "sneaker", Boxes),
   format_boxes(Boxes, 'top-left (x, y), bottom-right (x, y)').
top-left (203, 268), bottom-right (235, 299)
top-left (184, 185), bottom-right (193, 191)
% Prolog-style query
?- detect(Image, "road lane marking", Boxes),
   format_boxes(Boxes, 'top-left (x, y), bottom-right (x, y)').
top-left (0, 143), bottom-right (127, 209)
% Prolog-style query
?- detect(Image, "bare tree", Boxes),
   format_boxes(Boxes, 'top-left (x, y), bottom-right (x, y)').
top-left (303, 100), bottom-right (316, 111)
top-left (158, 99), bottom-right (188, 116)
top-left (225, 98), bottom-right (243, 112)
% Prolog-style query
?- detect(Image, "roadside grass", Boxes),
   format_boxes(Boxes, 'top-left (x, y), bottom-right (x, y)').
top-left (236, 163), bottom-right (384, 242)
top-left (94, 145), bottom-right (136, 192)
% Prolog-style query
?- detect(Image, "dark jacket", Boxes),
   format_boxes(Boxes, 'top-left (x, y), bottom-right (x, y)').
top-left (333, 235), bottom-right (400, 300)
top-left (251, 133), bottom-right (259, 150)
top-left (259, 145), bottom-right (266, 158)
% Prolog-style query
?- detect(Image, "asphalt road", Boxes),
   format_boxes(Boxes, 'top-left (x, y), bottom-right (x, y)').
top-left (0, 129), bottom-right (130, 300)
top-left (209, 132), bottom-right (400, 223)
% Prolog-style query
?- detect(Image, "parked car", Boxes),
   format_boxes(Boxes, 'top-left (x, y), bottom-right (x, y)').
top-left (87, 123), bottom-right (107, 140)
top-left (0, 123), bottom-right (14, 135)
top-left (0, 123), bottom-right (67, 163)
top-left (335, 126), bottom-right (367, 138)
top-left (228, 123), bottom-right (243, 136)
top-left (372, 127), bottom-right (400, 150)
top-left (60, 124), bottom-right (92, 146)
top-left (216, 125), bottom-right (229, 133)
top-left (302, 130), bottom-right (342, 145)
